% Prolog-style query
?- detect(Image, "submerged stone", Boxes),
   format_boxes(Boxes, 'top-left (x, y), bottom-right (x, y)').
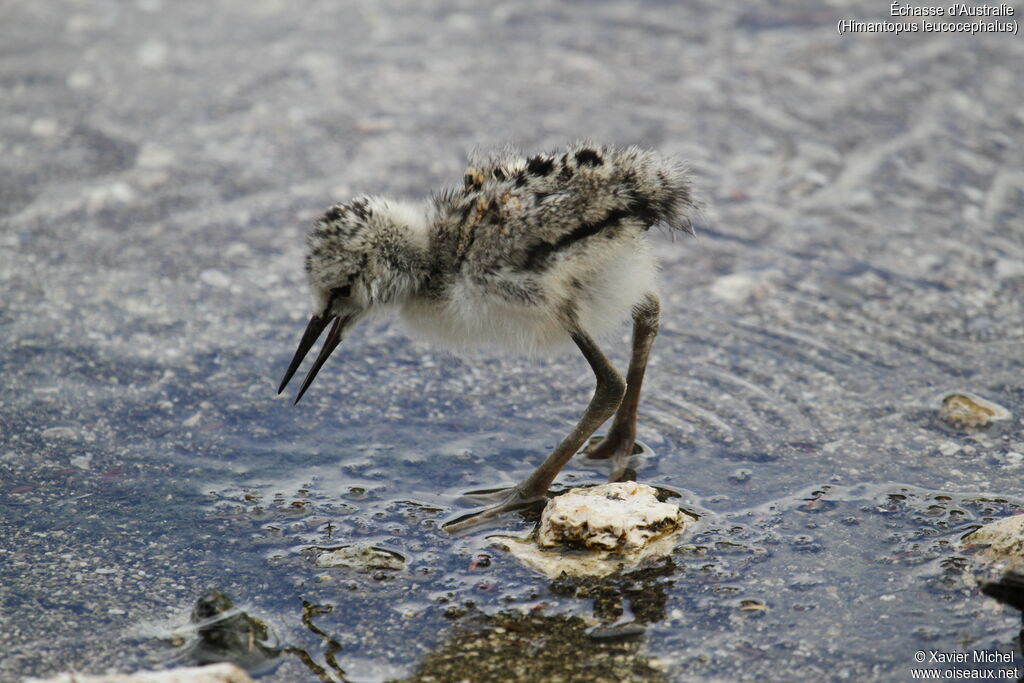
top-left (188, 589), bottom-right (278, 672)
top-left (315, 543), bottom-right (405, 571)
top-left (405, 610), bottom-right (667, 682)
top-left (938, 392), bottom-right (1011, 430)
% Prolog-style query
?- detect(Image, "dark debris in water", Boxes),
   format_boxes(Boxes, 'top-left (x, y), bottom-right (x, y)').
top-left (404, 611), bottom-right (667, 683)
top-left (183, 589), bottom-right (279, 674)
top-left (981, 573), bottom-right (1024, 615)
top-left (175, 478), bottom-right (1024, 680)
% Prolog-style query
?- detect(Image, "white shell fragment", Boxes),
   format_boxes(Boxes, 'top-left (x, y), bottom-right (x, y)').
top-left (538, 482), bottom-right (687, 551)
top-left (493, 482), bottom-right (697, 578)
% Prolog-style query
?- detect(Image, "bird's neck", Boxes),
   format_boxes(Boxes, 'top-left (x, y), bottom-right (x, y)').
top-left (371, 200), bottom-right (433, 306)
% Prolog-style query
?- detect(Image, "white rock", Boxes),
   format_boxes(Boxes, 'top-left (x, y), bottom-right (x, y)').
top-left (494, 482), bottom-right (696, 578)
top-left (710, 273), bottom-right (756, 304)
top-left (138, 40), bottom-right (169, 68)
top-left (710, 270), bottom-right (778, 304)
top-left (995, 259), bottom-right (1024, 280)
top-left (30, 118), bottom-right (59, 137)
top-left (200, 269), bottom-right (231, 289)
top-left (538, 482), bottom-right (686, 551)
top-left (938, 392), bottom-right (1012, 429)
top-left (137, 142), bottom-right (176, 169)
top-left (42, 426), bottom-right (78, 440)
top-left (937, 441), bottom-right (961, 456)
top-left (67, 70), bottom-right (95, 90)
top-left (70, 453), bottom-right (93, 470)
top-left (86, 182), bottom-right (137, 212)
top-left (963, 514), bottom-right (1024, 573)
top-left (27, 663), bottom-right (253, 683)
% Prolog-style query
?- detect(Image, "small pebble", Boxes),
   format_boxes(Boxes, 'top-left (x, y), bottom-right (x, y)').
top-left (30, 118), bottom-right (59, 137)
top-left (200, 269), bottom-right (231, 289)
top-left (316, 543), bottom-right (405, 571)
top-left (938, 392), bottom-right (1010, 429)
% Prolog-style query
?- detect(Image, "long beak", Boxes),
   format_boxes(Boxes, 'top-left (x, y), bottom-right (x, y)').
top-left (278, 313), bottom-right (350, 403)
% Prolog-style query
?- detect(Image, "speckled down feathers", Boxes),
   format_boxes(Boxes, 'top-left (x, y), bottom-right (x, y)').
top-left (301, 143), bottom-right (696, 354)
top-left (433, 142), bottom-right (695, 274)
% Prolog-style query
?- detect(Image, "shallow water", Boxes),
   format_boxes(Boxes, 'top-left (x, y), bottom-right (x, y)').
top-left (3, 1), bottom-right (1023, 681)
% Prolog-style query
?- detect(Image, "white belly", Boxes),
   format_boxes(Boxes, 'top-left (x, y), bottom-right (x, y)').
top-left (399, 239), bottom-right (658, 356)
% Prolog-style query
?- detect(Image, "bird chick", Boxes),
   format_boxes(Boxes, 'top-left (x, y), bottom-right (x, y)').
top-left (279, 143), bottom-right (696, 531)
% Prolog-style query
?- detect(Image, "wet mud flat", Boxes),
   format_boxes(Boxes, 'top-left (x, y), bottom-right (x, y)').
top-left (2, 0), bottom-right (1023, 681)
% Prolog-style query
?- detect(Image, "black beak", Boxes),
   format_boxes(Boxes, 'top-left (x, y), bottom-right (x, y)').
top-left (278, 313), bottom-right (350, 404)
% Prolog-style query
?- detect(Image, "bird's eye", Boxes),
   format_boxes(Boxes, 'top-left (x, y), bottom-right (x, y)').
top-left (331, 285), bottom-right (352, 299)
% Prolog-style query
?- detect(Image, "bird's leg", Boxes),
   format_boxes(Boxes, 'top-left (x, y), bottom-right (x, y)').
top-left (443, 330), bottom-right (625, 533)
top-left (583, 293), bottom-right (660, 482)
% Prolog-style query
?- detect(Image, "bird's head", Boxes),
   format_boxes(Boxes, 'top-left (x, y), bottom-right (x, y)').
top-left (278, 196), bottom-right (428, 402)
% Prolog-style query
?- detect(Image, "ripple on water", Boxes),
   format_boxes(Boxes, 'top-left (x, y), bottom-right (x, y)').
top-left (184, 474), bottom-right (1024, 680)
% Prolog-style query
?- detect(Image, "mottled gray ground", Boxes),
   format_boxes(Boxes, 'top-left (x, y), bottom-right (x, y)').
top-left (2, 1), bottom-right (1023, 681)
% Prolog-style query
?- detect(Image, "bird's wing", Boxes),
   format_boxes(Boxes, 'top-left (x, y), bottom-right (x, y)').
top-left (433, 143), bottom-right (696, 273)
